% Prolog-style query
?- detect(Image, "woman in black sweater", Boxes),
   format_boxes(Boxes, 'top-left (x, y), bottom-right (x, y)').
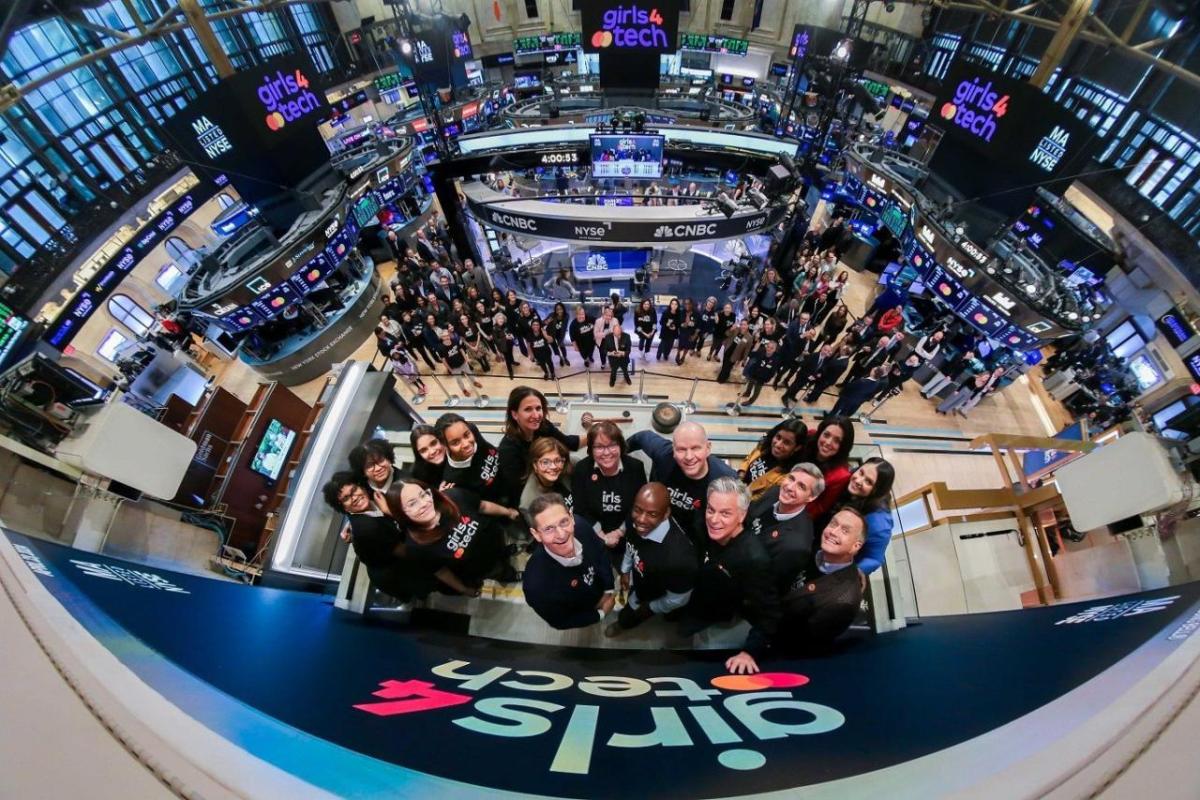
top-left (571, 420), bottom-right (648, 567)
top-left (634, 298), bottom-right (657, 355)
top-left (656, 297), bottom-right (682, 362)
top-left (528, 319), bottom-right (557, 380)
top-left (546, 302), bottom-right (571, 367)
top-left (569, 305), bottom-right (597, 367)
top-left (498, 386), bottom-right (586, 506)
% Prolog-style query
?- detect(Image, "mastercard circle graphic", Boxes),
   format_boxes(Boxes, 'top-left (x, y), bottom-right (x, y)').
top-left (937, 282), bottom-right (953, 297)
top-left (940, 101), bottom-right (958, 120)
top-left (1008, 335), bottom-right (1021, 344)
top-left (591, 30), bottom-right (613, 48)
top-left (912, 254), bottom-right (924, 266)
top-left (711, 672), bottom-right (810, 692)
top-left (238, 316), bottom-right (252, 325)
top-left (865, 196), bottom-right (877, 207)
top-left (336, 243), bottom-right (347, 255)
top-left (454, 548), bottom-right (465, 559)
top-left (265, 111), bottom-right (286, 131)
top-left (270, 296), bottom-right (287, 308)
top-left (307, 268), bottom-right (320, 281)
top-left (973, 312), bottom-right (989, 325)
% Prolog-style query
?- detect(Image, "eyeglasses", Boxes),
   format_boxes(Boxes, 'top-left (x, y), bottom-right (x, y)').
top-left (338, 487), bottom-right (366, 505)
top-left (536, 458), bottom-right (566, 469)
top-left (402, 490), bottom-right (432, 513)
top-left (537, 517), bottom-right (573, 536)
top-left (593, 443), bottom-right (620, 453)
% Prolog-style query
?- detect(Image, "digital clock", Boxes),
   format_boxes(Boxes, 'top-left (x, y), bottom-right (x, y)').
top-left (540, 151), bottom-right (579, 166)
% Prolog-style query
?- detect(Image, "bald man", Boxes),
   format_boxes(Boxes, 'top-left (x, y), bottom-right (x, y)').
top-left (628, 422), bottom-right (737, 542)
top-left (607, 483), bottom-right (698, 636)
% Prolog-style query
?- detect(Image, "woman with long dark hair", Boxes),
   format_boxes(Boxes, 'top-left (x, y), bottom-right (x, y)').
top-left (497, 386), bottom-right (588, 506)
top-left (815, 457), bottom-right (896, 575)
top-left (546, 302), bottom-right (571, 367)
top-left (528, 318), bottom-right (557, 380)
top-left (656, 297), bottom-right (682, 362)
top-left (801, 416), bottom-right (856, 519)
top-left (322, 471), bottom-right (427, 599)
top-left (675, 298), bottom-right (698, 365)
top-left (382, 479), bottom-right (512, 594)
top-left (737, 418), bottom-right (808, 501)
top-left (409, 425), bottom-right (448, 488)
top-left (634, 298), bottom-right (657, 356)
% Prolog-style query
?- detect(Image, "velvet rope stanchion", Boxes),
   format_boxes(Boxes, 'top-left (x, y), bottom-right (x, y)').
top-left (682, 376), bottom-right (699, 414)
top-left (428, 373), bottom-right (460, 407)
top-left (633, 369), bottom-right (648, 404)
top-left (552, 375), bottom-right (569, 413)
top-left (582, 368), bottom-right (599, 403)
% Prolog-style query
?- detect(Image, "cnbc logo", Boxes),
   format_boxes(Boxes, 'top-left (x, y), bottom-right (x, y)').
top-left (592, 4), bottom-right (669, 49)
top-left (256, 68), bottom-right (322, 131)
top-left (939, 77), bottom-right (1010, 143)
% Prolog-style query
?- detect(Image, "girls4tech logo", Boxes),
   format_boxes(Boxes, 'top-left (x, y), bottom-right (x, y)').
top-left (256, 68), bottom-right (322, 132)
top-left (353, 660), bottom-right (845, 777)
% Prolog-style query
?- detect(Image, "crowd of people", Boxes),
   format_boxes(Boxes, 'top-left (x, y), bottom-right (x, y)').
top-left (323, 385), bottom-right (898, 674)
top-left (372, 211), bottom-right (1023, 421)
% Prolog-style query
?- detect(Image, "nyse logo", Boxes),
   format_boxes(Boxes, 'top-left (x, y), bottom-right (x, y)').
top-left (490, 211), bottom-right (537, 231)
top-left (324, 217), bottom-right (340, 238)
top-left (943, 256), bottom-right (973, 280)
top-left (653, 222), bottom-right (717, 239)
top-left (574, 223), bottom-right (610, 239)
top-left (745, 216), bottom-right (767, 231)
top-left (1029, 125), bottom-right (1070, 172)
top-left (191, 115), bottom-right (233, 159)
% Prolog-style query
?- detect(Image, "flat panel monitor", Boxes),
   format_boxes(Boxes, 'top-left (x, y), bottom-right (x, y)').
top-left (250, 419), bottom-right (296, 481)
top-left (590, 133), bottom-right (664, 178)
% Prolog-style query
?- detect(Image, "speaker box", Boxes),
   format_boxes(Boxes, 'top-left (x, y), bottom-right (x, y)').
top-left (764, 163), bottom-right (792, 194)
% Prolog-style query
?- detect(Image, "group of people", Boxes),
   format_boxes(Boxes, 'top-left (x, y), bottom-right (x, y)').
top-left (323, 385), bottom-right (898, 674)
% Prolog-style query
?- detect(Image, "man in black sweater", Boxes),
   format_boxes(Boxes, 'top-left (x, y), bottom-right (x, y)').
top-left (746, 463), bottom-right (823, 595)
top-left (679, 477), bottom-right (781, 675)
top-left (776, 507), bottom-right (866, 650)
top-left (607, 483), bottom-right (697, 636)
top-left (523, 494), bottom-right (615, 630)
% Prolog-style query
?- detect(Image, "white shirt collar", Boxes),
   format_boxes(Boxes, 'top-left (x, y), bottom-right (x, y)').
top-left (448, 453), bottom-right (472, 469)
top-left (545, 537), bottom-right (584, 567)
top-left (773, 502), bottom-right (806, 521)
top-left (639, 519), bottom-right (671, 543)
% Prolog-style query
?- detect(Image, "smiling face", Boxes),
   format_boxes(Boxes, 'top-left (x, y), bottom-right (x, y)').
top-left (443, 421), bottom-right (477, 462)
top-left (415, 434), bottom-right (445, 465)
top-left (821, 509), bottom-right (865, 560)
top-left (630, 485), bottom-right (670, 537)
top-left (575, 306), bottom-right (586, 320)
top-left (591, 432), bottom-right (621, 472)
top-left (530, 503), bottom-right (576, 559)
top-left (502, 396), bottom-right (539, 440)
top-left (778, 469), bottom-right (819, 510)
top-left (337, 483), bottom-right (370, 515)
top-left (770, 428), bottom-right (799, 460)
top-left (672, 425), bottom-right (711, 480)
top-left (398, 483), bottom-right (437, 527)
top-left (816, 424), bottom-right (844, 461)
top-left (705, 490), bottom-right (746, 544)
top-left (533, 451), bottom-right (566, 485)
top-left (848, 462), bottom-right (878, 498)
top-left (363, 454), bottom-right (392, 486)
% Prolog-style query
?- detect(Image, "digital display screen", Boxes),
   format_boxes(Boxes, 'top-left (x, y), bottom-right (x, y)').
top-left (590, 133), bottom-right (664, 178)
top-left (452, 29), bottom-right (473, 59)
top-left (514, 32), bottom-right (581, 54)
top-left (250, 281), bottom-right (299, 319)
top-left (0, 300), bottom-right (31, 371)
top-left (250, 419), bottom-right (295, 481)
top-left (959, 297), bottom-right (1007, 336)
top-left (679, 33), bottom-right (749, 55)
top-left (221, 306), bottom-right (265, 333)
top-left (925, 265), bottom-right (971, 311)
top-left (514, 73), bottom-right (542, 89)
top-left (289, 253), bottom-right (333, 294)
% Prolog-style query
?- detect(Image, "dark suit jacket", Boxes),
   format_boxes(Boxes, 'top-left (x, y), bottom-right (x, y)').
top-left (777, 562), bottom-right (863, 647)
top-left (601, 332), bottom-right (632, 363)
top-left (814, 356), bottom-right (850, 387)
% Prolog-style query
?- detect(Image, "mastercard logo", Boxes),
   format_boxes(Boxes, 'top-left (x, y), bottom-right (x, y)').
top-left (270, 296), bottom-right (286, 308)
top-left (940, 101), bottom-right (958, 120)
top-left (591, 30), bottom-right (613, 48)
top-left (454, 548), bottom-right (465, 559)
top-left (973, 312), bottom-right (989, 324)
top-left (306, 268), bottom-right (320, 282)
top-left (336, 243), bottom-right (347, 255)
top-left (265, 111), bottom-right (286, 131)
top-left (912, 254), bottom-right (924, 266)
top-left (711, 672), bottom-right (809, 691)
top-left (1008, 335), bottom-right (1021, 344)
top-left (937, 282), bottom-right (953, 296)
top-left (238, 316), bottom-right (252, 325)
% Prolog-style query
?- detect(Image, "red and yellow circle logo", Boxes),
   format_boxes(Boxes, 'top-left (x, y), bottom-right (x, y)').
top-left (265, 111), bottom-right (286, 131)
top-left (591, 30), bottom-right (613, 48)
top-left (711, 672), bottom-right (810, 691)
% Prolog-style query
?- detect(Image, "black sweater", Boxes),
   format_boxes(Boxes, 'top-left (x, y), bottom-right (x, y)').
top-left (624, 519), bottom-right (698, 605)
top-left (692, 529), bottom-right (781, 655)
top-left (522, 517), bottom-right (614, 630)
top-left (443, 439), bottom-right (503, 496)
top-left (746, 486), bottom-right (816, 595)
top-left (777, 560), bottom-right (863, 647)
top-left (571, 455), bottom-right (647, 533)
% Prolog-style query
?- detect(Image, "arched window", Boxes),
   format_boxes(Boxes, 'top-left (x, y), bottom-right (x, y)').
top-left (108, 293), bottom-right (155, 337)
top-left (217, 193), bottom-right (236, 209)
top-left (165, 236), bottom-right (194, 261)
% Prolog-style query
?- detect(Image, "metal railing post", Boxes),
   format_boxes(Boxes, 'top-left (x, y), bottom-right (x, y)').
top-left (682, 377), bottom-right (699, 414)
top-left (552, 375), bottom-right (569, 413)
top-left (429, 373), bottom-right (459, 407)
top-left (633, 368), bottom-right (648, 404)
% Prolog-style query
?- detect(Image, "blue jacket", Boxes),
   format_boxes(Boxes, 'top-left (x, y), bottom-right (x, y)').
top-left (856, 508), bottom-right (894, 575)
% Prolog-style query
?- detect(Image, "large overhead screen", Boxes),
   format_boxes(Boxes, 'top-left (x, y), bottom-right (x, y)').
top-left (457, 126), bottom-right (799, 158)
